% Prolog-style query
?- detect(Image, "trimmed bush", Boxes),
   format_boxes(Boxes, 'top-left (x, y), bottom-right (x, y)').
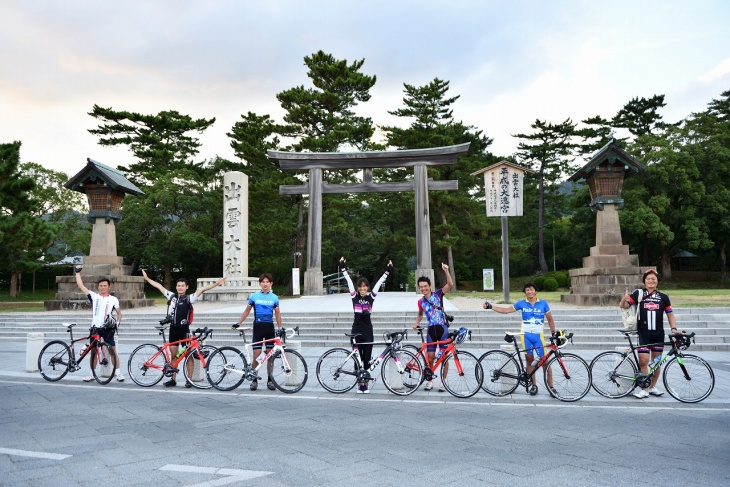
top-left (555, 271), bottom-right (569, 288)
top-left (533, 276), bottom-right (546, 290)
top-left (543, 277), bottom-right (559, 291)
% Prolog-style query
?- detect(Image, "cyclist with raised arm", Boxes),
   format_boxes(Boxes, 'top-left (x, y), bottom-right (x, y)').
top-left (411, 263), bottom-right (453, 392)
top-left (339, 256), bottom-right (393, 393)
top-left (234, 273), bottom-right (282, 391)
top-left (74, 265), bottom-right (123, 382)
top-left (620, 269), bottom-right (677, 398)
top-left (142, 269), bottom-right (227, 388)
top-left (484, 282), bottom-right (557, 395)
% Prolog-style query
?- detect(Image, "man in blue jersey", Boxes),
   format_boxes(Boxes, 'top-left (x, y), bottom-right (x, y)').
top-left (484, 282), bottom-right (557, 396)
top-left (234, 273), bottom-right (282, 391)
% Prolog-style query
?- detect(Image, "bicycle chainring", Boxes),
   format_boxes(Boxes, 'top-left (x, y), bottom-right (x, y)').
top-left (423, 367), bottom-right (434, 382)
top-left (636, 373), bottom-right (652, 389)
top-left (357, 370), bottom-right (372, 382)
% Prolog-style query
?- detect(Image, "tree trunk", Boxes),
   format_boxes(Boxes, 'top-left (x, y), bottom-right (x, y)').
top-left (660, 248), bottom-right (672, 280)
top-left (439, 210), bottom-right (457, 291)
top-left (9, 271), bottom-right (19, 298)
top-left (285, 198), bottom-right (306, 296)
top-left (537, 166), bottom-right (548, 273)
top-left (164, 262), bottom-right (172, 290)
top-left (720, 241), bottom-right (727, 280)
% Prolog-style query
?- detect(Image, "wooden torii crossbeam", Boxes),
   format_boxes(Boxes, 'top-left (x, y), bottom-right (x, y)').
top-left (268, 143), bottom-right (470, 295)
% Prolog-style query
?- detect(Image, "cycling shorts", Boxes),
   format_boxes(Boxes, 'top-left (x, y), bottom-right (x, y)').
top-left (252, 322), bottom-right (276, 349)
top-left (637, 329), bottom-right (665, 353)
top-left (426, 324), bottom-right (449, 353)
top-left (99, 327), bottom-right (116, 347)
top-left (169, 325), bottom-right (191, 344)
top-left (522, 332), bottom-right (545, 358)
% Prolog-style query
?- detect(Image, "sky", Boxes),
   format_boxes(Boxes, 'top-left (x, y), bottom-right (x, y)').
top-left (2, 0), bottom-right (730, 177)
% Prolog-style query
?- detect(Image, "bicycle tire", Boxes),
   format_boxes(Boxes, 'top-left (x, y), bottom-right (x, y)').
top-left (589, 351), bottom-right (637, 398)
top-left (183, 345), bottom-right (218, 389)
top-left (479, 350), bottom-right (520, 396)
top-left (270, 349), bottom-right (308, 393)
top-left (205, 346), bottom-right (248, 391)
top-left (662, 354), bottom-right (715, 403)
top-left (402, 345), bottom-right (427, 388)
top-left (544, 353), bottom-right (591, 402)
top-left (381, 349), bottom-right (423, 396)
top-left (441, 350), bottom-right (483, 398)
top-left (91, 342), bottom-right (117, 385)
top-left (38, 340), bottom-right (71, 382)
top-left (316, 348), bottom-right (358, 393)
top-left (127, 344), bottom-right (165, 387)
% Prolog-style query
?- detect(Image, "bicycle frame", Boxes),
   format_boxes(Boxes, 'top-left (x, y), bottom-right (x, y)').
top-left (495, 332), bottom-right (568, 391)
top-left (410, 326), bottom-right (467, 378)
top-left (342, 331), bottom-right (408, 379)
top-left (66, 324), bottom-right (107, 367)
top-left (610, 332), bottom-right (682, 386)
top-left (223, 327), bottom-right (299, 380)
top-left (144, 325), bottom-right (212, 373)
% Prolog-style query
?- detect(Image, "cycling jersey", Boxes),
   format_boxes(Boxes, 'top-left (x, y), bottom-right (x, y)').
top-left (87, 291), bottom-right (119, 328)
top-left (418, 289), bottom-right (448, 328)
top-left (629, 289), bottom-right (673, 333)
top-left (513, 299), bottom-right (551, 335)
top-left (163, 291), bottom-right (197, 326)
top-left (248, 291), bottom-right (279, 324)
top-left (343, 269), bottom-right (389, 329)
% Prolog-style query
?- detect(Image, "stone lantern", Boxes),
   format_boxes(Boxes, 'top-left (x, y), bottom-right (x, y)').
top-left (44, 159), bottom-right (153, 310)
top-left (561, 141), bottom-right (647, 306)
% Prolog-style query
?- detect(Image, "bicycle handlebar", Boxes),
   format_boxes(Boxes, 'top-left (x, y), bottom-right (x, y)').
top-left (384, 329), bottom-right (408, 343)
top-left (191, 327), bottom-right (212, 341)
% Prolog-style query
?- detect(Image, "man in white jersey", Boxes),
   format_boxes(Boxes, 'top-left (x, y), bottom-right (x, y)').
top-left (75, 266), bottom-right (124, 382)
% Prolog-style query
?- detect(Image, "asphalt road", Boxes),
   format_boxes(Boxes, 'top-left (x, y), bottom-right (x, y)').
top-left (1, 370), bottom-right (729, 487)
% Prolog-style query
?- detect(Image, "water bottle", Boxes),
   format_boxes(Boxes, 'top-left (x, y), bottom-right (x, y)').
top-left (176, 344), bottom-right (186, 359)
top-left (435, 349), bottom-right (443, 360)
top-left (652, 356), bottom-right (661, 368)
top-left (531, 356), bottom-right (539, 367)
top-left (256, 353), bottom-right (265, 364)
top-left (80, 343), bottom-right (89, 356)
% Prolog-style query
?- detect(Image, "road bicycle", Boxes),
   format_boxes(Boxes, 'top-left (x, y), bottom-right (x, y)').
top-left (479, 330), bottom-right (592, 402)
top-left (38, 323), bottom-right (118, 385)
top-left (316, 329), bottom-right (422, 396)
top-left (590, 331), bottom-right (715, 403)
top-left (127, 320), bottom-right (216, 389)
top-left (205, 326), bottom-right (308, 393)
top-left (401, 326), bottom-right (483, 398)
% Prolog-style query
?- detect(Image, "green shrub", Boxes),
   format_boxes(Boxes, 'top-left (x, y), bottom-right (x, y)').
top-left (543, 277), bottom-right (559, 291)
top-left (533, 275), bottom-right (546, 290)
top-left (555, 271), bottom-right (569, 288)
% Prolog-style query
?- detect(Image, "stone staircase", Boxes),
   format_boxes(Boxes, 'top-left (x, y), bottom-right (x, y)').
top-left (2, 308), bottom-right (729, 352)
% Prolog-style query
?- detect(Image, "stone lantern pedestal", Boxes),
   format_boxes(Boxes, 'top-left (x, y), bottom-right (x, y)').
top-left (561, 141), bottom-right (647, 306)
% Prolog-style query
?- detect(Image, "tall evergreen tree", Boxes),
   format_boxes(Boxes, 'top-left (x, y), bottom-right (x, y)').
top-left (513, 119), bottom-right (578, 273)
top-left (0, 142), bottom-right (56, 297)
top-left (381, 78), bottom-right (495, 287)
top-left (88, 105), bottom-right (215, 183)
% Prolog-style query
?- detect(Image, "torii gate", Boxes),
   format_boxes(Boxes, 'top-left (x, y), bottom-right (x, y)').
top-left (268, 143), bottom-right (470, 295)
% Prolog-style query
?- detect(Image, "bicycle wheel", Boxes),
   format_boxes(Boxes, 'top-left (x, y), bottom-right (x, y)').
top-left (544, 353), bottom-right (591, 402)
top-left (316, 348), bottom-right (358, 393)
top-left (381, 349), bottom-right (423, 396)
top-left (91, 342), bottom-right (117, 385)
top-left (441, 350), bottom-right (483, 398)
top-left (182, 345), bottom-right (218, 389)
top-left (127, 344), bottom-right (165, 387)
top-left (38, 340), bottom-right (71, 382)
top-left (479, 350), bottom-right (520, 396)
top-left (402, 345), bottom-right (427, 388)
top-left (589, 351), bottom-right (637, 398)
top-left (270, 349), bottom-right (308, 393)
top-left (663, 354), bottom-right (715, 403)
top-left (205, 347), bottom-right (248, 391)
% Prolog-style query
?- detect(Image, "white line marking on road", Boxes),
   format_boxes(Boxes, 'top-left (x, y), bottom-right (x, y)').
top-left (160, 464), bottom-right (272, 486)
top-left (0, 447), bottom-right (71, 460)
top-left (2, 378), bottom-right (729, 411)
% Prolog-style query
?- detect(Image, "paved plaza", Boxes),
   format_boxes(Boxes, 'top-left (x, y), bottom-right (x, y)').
top-left (1, 295), bottom-right (729, 486)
